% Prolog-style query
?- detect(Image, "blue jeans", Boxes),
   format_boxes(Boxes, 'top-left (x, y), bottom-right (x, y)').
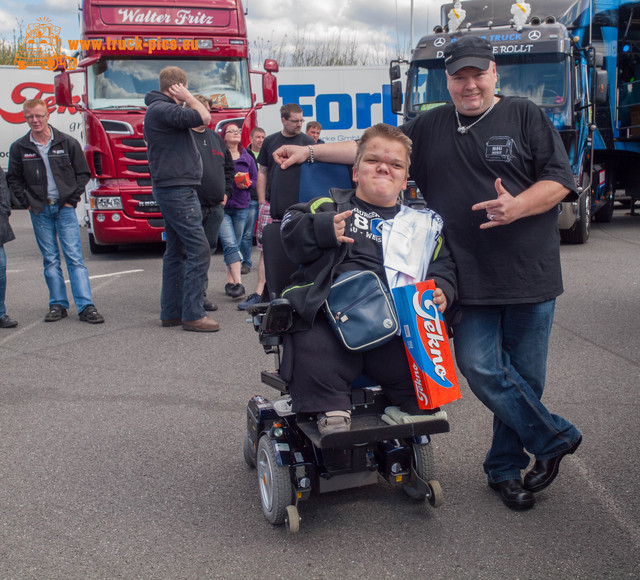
top-left (153, 186), bottom-right (210, 322)
top-left (202, 203), bottom-right (225, 254)
top-left (453, 301), bottom-right (581, 484)
top-left (219, 206), bottom-right (248, 266)
top-left (239, 199), bottom-right (259, 268)
top-left (0, 245), bottom-right (6, 318)
top-left (30, 205), bottom-right (93, 311)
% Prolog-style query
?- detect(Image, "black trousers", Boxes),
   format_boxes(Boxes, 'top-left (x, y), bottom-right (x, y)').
top-left (286, 314), bottom-right (419, 414)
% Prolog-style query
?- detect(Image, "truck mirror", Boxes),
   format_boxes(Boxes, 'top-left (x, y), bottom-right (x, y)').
top-left (264, 59), bottom-right (279, 73)
top-left (390, 80), bottom-right (403, 114)
top-left (262, 72), bottom-right (278, 105)
top-left (54, 72), bottom-right (74, 107)
top-left (594, 69), bottom-right (608, 105)
top-left (390, 63), bottom-right (401, 81)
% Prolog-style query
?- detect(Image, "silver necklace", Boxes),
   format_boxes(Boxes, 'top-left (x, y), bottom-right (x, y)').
top-left (455, 100), bottom-right (496, 135)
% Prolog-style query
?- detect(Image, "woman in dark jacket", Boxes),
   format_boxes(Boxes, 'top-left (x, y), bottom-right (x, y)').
top-left (0, 168), bottom-right (17, 328)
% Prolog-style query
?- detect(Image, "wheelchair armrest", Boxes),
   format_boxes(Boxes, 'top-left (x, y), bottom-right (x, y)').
top-left (260, 298), bottom-right (293, 335)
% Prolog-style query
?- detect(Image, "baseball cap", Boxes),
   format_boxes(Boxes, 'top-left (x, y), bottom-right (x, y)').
top-left (444, 36), bottom-right (495, 75)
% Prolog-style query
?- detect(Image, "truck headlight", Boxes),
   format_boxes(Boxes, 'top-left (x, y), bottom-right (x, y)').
top-left (94, 197), bottom-right (123, 210)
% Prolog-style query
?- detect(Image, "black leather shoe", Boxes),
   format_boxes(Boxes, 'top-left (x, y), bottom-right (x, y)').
top-left (488, 479), bottom-right (535, 510)
top-left (0, 315), bottom-right (18, 328)
top-left (523, 436), bottom-right (582, 493)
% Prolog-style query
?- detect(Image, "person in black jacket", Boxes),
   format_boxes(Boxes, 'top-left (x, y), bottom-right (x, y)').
top-left (7, 99), bottom-right (104, 324)
top-left (144, 66), bottom-right (219, 332)
top-left (280, 124), bottom-right (457, 436)
top-left (191, 94), bottom-right (235, 312)
top-left (0, 167), bottom-right (17, 328)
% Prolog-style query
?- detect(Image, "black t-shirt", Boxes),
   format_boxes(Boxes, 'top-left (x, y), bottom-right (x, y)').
top-left (333, 197), bottom-right (399, 285)
top-left (257, 131), bottom-right (315, 207)
top-left (403, 96), bottom-right (575, 305)
top-left (191, 128), bottom-right (232, 207)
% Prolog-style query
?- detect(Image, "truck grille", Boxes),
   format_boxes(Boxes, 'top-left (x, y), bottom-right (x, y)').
top-left (121, 138), bottom-right (146, 147)
top-left (132, 194), bottom-right (159, 213)
top-left (93, 152), bottom-right (103, 176)
top-left (148, 218), bottom-right (165, 228)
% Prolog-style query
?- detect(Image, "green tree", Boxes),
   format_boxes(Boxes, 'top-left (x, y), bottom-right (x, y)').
top-left (0, 22), bottom-right (24, 66)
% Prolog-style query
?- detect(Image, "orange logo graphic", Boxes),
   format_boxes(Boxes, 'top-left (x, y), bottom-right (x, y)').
top-left (14, 18), bottom-right (78, 72)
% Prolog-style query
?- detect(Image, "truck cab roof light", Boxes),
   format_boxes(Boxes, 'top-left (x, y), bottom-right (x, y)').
top-left (198, 39), bottom-right (213, 49)
top-left (229, 39), bottom-right (244, 45)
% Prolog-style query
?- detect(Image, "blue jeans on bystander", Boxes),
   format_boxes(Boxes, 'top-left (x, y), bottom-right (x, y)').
top-left (239, 199), bottom-right (259, 269)
top-left (29, 205), bottom-right (93, 311)
top-left (153, 186), bottom-right (210, 322)
top-left (218, 206), bottom-right (248, 267)
top-left (453, 300), bottom-right (581, 484)
top-left (202, 203), bottom-right (225, 254)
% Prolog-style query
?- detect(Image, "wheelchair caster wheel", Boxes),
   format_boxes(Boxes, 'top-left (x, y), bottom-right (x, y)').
top-left (285, 505), bottom-right (300, 534)
top-left (427, 480), bottom-right (444, 508)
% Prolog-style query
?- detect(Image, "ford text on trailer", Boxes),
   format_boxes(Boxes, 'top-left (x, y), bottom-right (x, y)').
top-left (391, 0), bottom-right (640, 243)
top-left (54, 0), bottom-right (278, 253)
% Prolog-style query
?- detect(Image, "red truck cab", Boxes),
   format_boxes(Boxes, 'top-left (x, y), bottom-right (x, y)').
top-left (54, 0), bottom-right (277, 252)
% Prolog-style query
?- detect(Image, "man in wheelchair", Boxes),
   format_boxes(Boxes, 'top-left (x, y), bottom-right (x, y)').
top-left (276, 124), bottom-right (457, 436)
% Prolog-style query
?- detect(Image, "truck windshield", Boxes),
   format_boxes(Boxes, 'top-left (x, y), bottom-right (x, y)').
top-left (87, 58), bottom-right (252, 110)
top-left (407, 54), bottom-right (568, 112)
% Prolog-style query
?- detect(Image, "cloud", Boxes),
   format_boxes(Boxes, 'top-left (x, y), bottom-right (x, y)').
top-left (0, 6), bottom-right (21, 35)
top-left (245, 0), bottom-right (443, 64)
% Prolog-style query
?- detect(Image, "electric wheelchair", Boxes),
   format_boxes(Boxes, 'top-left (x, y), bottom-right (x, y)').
top-left (242, 164), bottom-right (451, 534)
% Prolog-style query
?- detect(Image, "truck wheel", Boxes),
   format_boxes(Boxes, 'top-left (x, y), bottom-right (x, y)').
top-left (257, 435), bottom-right (292, 525)
top-left (594, 177), bottom-right (615, 224)
top-left (560, 190), bottom-right (590, 244)
top-left (89, 233), bottom-right (118, 254)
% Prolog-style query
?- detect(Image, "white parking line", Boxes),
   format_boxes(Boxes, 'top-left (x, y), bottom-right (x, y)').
top-left (64, 269), bottom-right (144, 283)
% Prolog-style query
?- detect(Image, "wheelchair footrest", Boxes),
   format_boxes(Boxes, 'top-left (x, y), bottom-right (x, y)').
top-left (297, 414), bottom-right (450, 449)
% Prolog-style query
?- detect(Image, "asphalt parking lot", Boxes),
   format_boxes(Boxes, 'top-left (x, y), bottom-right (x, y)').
top-left (0, 208), bottom-right (638, 579)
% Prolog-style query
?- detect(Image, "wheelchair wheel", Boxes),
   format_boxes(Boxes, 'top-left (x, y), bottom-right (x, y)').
top-left (427, 480), bottom-right (444, 508)
top-left (403, 440), bottom-right (437, 501)
top-left (413, 440), bottom-right (435, 481)
top-left (257, 435), bottom-right (293, 525)
top-left (243, 434), bottom-right (256, 468)
top-left (285, 505), bottom-right (300, 534)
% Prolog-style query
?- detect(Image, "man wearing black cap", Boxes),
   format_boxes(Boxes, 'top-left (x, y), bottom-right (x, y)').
top-left (271, 35), bottom-right (582, 511)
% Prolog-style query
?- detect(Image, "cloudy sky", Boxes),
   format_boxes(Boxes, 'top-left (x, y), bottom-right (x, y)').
top-left (0, 0), bottom-right (444, 64)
